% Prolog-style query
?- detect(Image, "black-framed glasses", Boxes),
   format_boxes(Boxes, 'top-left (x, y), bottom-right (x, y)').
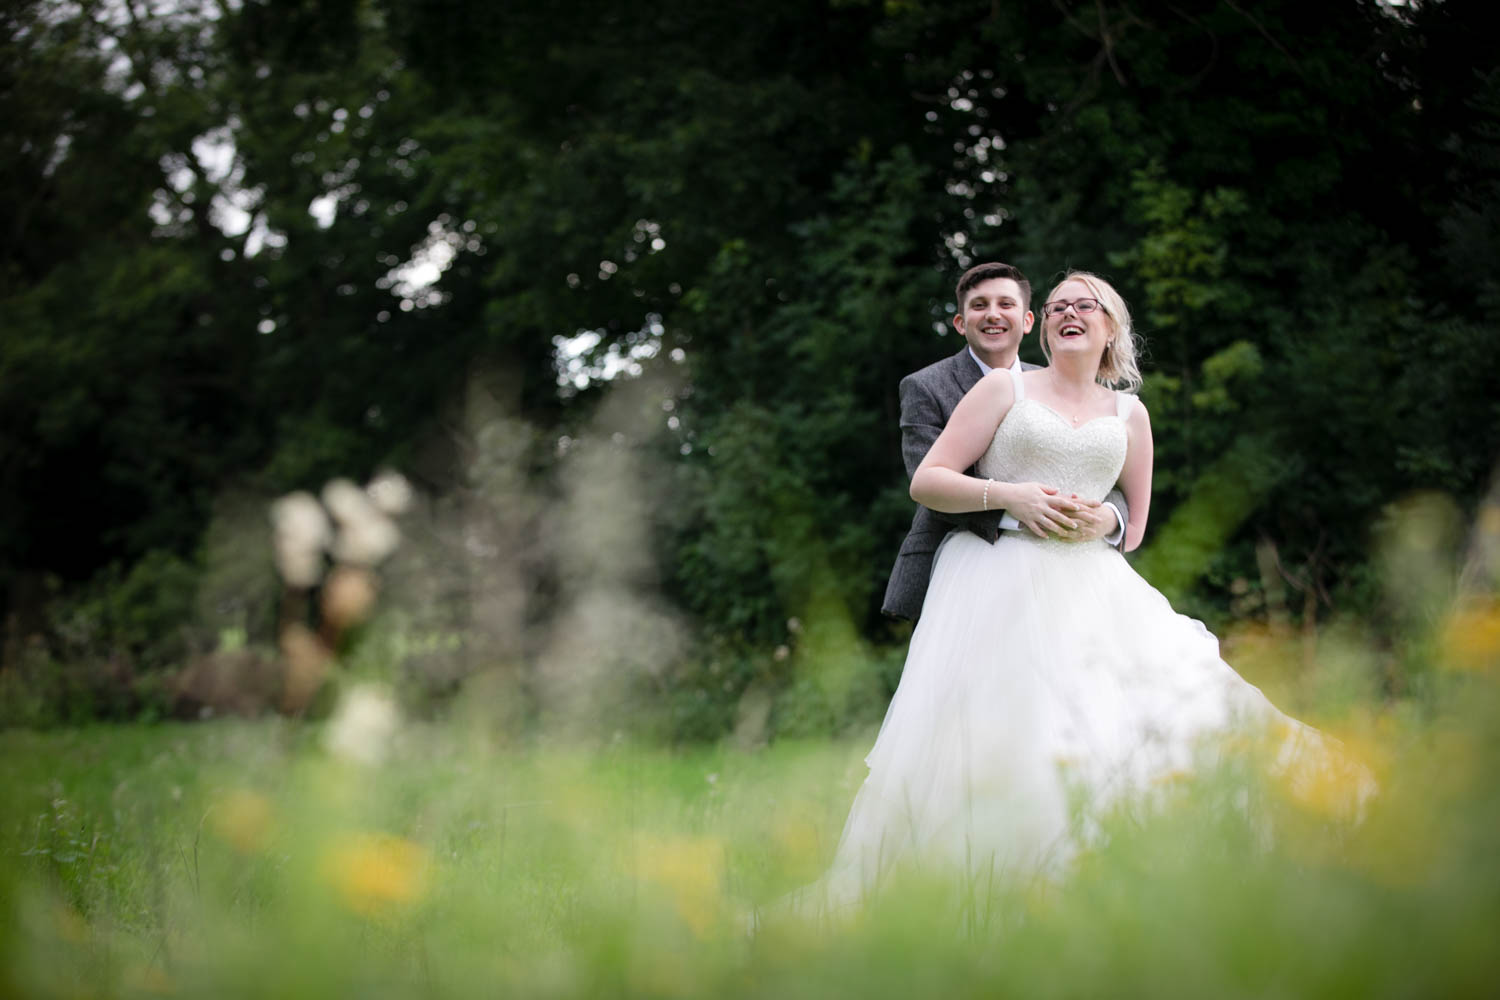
top-left (1042, 297), bottom-right (1105, 316)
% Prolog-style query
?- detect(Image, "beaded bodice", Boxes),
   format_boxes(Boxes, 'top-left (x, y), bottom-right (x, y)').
top-left (975, 391), bottom-right (1129, 504)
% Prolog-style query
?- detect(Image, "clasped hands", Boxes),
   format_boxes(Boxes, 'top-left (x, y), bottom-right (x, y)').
top-left (1006, 482), bottom-right (1112, 543)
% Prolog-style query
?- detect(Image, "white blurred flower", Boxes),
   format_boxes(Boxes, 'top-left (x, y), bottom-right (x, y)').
top-left (324, 683), bottom-right (400, 766)
top-left (270, 492), bottom-right (331, 587)
top-left (323, 478), bottom-right (401, 566)
top-left (366, 470), bottom-right (414, 516)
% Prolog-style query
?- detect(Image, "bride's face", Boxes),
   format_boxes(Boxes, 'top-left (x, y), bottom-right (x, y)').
top-left (1042, 279), bottom-right (1111, 360)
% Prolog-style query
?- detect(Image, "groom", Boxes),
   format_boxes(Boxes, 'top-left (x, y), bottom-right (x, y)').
top-left (881, 261), bottom-right (1128, 621)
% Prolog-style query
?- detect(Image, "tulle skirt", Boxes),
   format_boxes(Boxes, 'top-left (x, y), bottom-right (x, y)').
top-left (800, 530), bottom-right (1321, 917)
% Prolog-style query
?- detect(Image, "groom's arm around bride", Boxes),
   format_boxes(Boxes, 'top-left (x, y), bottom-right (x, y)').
top-left (881, 262), bottom-right (1128, 622)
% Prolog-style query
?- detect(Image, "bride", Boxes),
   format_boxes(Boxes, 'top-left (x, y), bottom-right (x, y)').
top-left (792, 271), bottom-right (1351, 918)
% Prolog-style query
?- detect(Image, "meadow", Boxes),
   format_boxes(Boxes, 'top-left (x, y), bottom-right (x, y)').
top-left (3, 646), bottom-right (1499, 999)
top-left (7, 4), bottom-right (1499, 995)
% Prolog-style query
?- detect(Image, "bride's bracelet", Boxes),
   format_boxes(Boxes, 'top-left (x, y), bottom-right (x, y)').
top-left (982, 478), bottom-right (993, 511)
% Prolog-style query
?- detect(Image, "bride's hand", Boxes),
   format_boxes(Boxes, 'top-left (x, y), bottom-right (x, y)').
top-left (1057, 498), bottom-right (1113, 543)
top-left (1000, 482), bottom-right (1082, 538)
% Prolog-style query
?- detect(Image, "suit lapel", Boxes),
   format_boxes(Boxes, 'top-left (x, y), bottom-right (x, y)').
top-left (948, 347), bottom-right (984, 397)
top-left (946, 348), bottom-right (1039, 396)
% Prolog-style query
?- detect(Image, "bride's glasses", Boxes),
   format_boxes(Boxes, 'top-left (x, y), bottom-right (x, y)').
top-left (1042, 297), bottom-right (1105, 316)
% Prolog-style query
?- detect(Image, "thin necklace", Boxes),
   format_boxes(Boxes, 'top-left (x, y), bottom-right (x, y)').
top-left (1046, 371), bottom-right (1101, 424)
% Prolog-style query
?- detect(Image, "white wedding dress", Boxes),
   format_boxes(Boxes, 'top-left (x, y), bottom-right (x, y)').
top-left (797, 369), bottom-right (1336, 917)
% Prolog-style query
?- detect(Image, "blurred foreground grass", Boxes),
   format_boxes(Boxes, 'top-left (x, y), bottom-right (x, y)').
top-left (3, 642), bottom-right (1500, 1000)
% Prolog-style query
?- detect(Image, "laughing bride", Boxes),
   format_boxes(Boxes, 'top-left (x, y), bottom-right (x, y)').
top-left (783, 271), bottom-right (1368, 920)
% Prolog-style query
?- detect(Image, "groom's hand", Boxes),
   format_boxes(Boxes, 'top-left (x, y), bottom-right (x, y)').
top-left (1056, 497), bottom-right (1112, 543)
top-left (1007, 483), bottom-right (1083, 538)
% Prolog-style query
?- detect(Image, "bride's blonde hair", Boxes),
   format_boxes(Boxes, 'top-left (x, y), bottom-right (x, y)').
top-left (1040, 271), bottom-right (1142, 392)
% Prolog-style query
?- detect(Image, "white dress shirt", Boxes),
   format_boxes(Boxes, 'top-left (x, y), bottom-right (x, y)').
top-left (967, 348), bottom-right (1126, 545)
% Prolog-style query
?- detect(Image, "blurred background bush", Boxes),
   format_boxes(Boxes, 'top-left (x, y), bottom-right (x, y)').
top-left (2, 0), bottom-right (1498, 736)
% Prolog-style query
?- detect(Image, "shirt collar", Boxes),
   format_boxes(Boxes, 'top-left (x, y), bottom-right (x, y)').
top-left (968, 347), bottom-right (1023, 377)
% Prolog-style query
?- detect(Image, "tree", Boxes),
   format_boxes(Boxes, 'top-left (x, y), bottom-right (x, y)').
top-left (4, 0), bottom-right (1498, 725)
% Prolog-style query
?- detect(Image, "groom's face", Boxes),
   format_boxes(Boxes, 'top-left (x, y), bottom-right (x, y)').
top-left (954, 277), bottom-right (1033, 370)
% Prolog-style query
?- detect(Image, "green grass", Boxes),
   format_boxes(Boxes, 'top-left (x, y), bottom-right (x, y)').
top-left (3, 670), bottom-right (1500, 999)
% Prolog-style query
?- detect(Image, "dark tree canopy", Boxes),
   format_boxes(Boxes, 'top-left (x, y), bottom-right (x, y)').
top-left (3, 0), bottom-right (1498, 721)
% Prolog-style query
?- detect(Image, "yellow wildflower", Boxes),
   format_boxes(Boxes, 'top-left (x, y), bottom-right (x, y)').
top-left (321, 832), bottom-right (429, 917)
top-left (771, 814), bottom-right (823, 869)
top-left (1439, 598), bottom-right (1500, 673)
top-left (1276, 727), bottom-right (1380, 822)
top-left (633, 834), bottom-right (726, 937)
top-left (209, 790), bottom-right (274, 854)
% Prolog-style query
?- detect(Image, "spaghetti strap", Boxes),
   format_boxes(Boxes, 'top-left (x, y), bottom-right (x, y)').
top-left (1115, 391), bottom-right (1134, 419)
top-left (1009, 365), bottom-right (1026, 401)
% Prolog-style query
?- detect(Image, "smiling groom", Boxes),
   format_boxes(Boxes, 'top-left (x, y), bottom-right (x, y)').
top-left (881, 262), bottom-right (1130, 621)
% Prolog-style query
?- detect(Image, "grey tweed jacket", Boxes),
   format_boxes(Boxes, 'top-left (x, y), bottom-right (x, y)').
top-left (880, 348), bottom-right (1129, 621)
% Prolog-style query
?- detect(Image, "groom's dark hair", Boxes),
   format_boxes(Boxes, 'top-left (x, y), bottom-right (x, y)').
top-left (956, 262), bottom-right (1031, 311)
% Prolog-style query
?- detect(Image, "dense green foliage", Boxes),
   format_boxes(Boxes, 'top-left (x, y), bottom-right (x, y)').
top-left (2, 0), bottom-right (1498, 729)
